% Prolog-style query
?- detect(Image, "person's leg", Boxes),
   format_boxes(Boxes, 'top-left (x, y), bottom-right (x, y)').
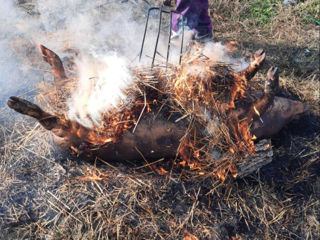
top-left (172, 0), bottom-right (212, 42)
top-left (194, 0), bottom-right (212, 36)
top-left (172, 0), bottom-right (192, 32)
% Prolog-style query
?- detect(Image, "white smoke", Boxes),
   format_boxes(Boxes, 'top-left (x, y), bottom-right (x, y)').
top-left (68, 53), bottom-right (134, 128)
top-left (32, 0), bottom-right (177, 129)
top-left (203, 42), bottom-right (249, 72)
top-left (0, 0), bottom-right (163, 119)
top-left (1, 0), bottom-right (249, 127)
top-left (0, 0), bottom-right (39, 105)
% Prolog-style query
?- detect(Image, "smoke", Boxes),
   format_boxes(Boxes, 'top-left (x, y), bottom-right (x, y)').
top-left (0, 0), bottom-right (163, 120)
top-left (0, 1), bottom-right (39, 105)
top-left (203, 42), bottom-right (249, 72)
top-left (1, 0), bottom-right (248, 128)
top-left (68, 53), bottom-right (134, 128)
top-left (33, 0), bottom-right (174, 128)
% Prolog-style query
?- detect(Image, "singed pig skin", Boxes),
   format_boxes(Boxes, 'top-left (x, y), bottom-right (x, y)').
top-left (94, 98), bottom-right (306, 160)
top-left (52, 97), bottom-right (307, 161)
top-left (97, 120), bottom-right (186, 160)
top-left (8, 45), bottom-right (308, 161)
top-left (8, 94), bottom-right (307, 161)
top-left (53, 117), bottom-right (187, 160)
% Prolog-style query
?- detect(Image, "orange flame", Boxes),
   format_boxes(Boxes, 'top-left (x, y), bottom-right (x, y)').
top-left (253, 106), bottom-right (260, 116)
top-left (78, 167), bottom-right (107, 182)
top-left (39, 42), bottom-right (259, 181)
top-left (226, 41), bottom-right (238, 53)
top-left (155, 167), bottom-right (168, 175)
top-left (213, 13), bottom-right (223, 20)
top-left (182, 230), bottom-right (199, 240)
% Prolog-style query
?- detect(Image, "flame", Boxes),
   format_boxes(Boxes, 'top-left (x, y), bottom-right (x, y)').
top-left (253, 106), bottom-right (260, 116)
top-left (70, 145), bottom-right (78, 153)
top-left (226, 41), bottom-right (238, 53)
top-left (216, 168), bottom-right (227, 181)
top-left (177, 160), bottom-right (187, 167)
top-left (216, 163), bottom-right (238, 181)
top-left (78, 167), bottom-right (107, 182)
top-left (213, 13), bottom-right (223, 20)
top-left (230, 163), bottom-right (238, 178)
top-left (169, 43), bottom-right (257, 178)
top-left (155, 167), bottom-right (168, 175)
top-left (60, 101), bottom-right (148, 147)
top-left (182, 230), bottom-right (199, 240)
top-left (178, 137), bottom-right (202, 171)
top-left (227, 73), bottom-right (248, 110)
top-left (38, 42), bottom-right (260, 181)
top-left (232, 236), bottom-right (244, 240)
top-left (68, 54), bottom-right (134, 129)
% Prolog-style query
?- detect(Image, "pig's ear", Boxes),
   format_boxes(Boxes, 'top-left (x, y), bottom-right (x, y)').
top-left (40, 45), bottom-right (68, 84)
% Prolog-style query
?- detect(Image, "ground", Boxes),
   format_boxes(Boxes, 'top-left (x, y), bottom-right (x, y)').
top-left (0, 0), bottom-right (319, 239)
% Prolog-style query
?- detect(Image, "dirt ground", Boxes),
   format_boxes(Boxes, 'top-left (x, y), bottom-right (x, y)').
top-left (0, 0), bottom-right (319, 239)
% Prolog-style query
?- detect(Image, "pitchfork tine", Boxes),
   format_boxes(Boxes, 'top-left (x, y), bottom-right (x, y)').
top-left (140, 5), bottom-right (185, 68)
top-left (152, 6), bottom-right (163, 68)
top-left (166, 11), bottom-right (173, 69)
top-left (139, 7), bottom-right (159, 62)
top-left (179, 15), bottom-right (184, 65)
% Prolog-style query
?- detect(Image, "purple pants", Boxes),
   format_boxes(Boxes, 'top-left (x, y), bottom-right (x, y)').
top-left (172, 0), bottom-right (212, 35)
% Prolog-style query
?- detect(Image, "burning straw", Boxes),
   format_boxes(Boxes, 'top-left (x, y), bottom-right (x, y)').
top-left (31, 41), bottom-right (271, 180)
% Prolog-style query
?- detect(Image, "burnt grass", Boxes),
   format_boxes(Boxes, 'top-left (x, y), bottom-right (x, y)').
top-left (0, 113), bottom-right (318, 239)
top-left (1, 0), bottom-right (319, 239)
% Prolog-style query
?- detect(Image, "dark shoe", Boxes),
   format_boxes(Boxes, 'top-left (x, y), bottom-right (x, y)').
top-left (193, 32), bottom-right (213, 43)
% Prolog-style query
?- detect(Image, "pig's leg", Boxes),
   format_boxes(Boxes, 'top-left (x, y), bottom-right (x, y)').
top-left (244, 67), bottom-right (279, 122)
top-left (7, 96), bottom-right (85, 148)
top-left (227, 49), bottom-right (266, 109)
top-left (7, 96), bottom-right (61, 130)
top-left (240, 48), bottom-right (266, 81)
top-left (227, 67), bottom-right (279, 150)
top-left (7, 96), bottom-right (81, 139)
top-left (40, 45), bottom-right (67, 84)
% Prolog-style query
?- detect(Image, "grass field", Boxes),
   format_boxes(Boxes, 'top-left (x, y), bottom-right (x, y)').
top-left (0, 0), bottom-right (319, 239)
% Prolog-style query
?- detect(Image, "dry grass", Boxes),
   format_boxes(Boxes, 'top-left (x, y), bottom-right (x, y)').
top-left (1, 0), bottom-right (319, 239)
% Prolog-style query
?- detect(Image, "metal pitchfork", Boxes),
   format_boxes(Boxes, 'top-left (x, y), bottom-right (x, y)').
top-left (139, 1), bottom-right (185, 68)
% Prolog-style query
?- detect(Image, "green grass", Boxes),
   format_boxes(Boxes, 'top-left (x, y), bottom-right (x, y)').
top-left (249, 0), bottom-right (280, 26)
top-left (248, 0), bottom-right (320, 26)
top-left (295, 0), bottom-right (320, 25)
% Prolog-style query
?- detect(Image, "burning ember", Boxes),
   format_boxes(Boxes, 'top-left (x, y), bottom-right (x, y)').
top-left (7, 41), bottom-right (307, 180)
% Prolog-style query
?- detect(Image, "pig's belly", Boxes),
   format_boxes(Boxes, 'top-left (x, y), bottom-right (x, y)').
top-left (53, 97), bottom-right (307, 160)
top-left (95, 119), bottom-right (187, 161)
top-left (53, 116), bottom-right (188, 161)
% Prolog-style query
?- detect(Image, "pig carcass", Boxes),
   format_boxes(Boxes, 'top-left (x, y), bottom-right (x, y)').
top-left (7, 45), bottom-right (307, 172)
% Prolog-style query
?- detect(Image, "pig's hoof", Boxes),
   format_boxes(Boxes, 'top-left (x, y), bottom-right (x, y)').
top-left (265, 67), bottom-right (279, 94)
top-left (252, 49), bottom-right (266, 66)
top-left (7, 96), bottom-right (32, 115)
top-left (7, 96), bottom-right (19, 109)
top-left (267, 66), bottom-right (279, 80)
top-left (7, 96), bottom-right (43, 119)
